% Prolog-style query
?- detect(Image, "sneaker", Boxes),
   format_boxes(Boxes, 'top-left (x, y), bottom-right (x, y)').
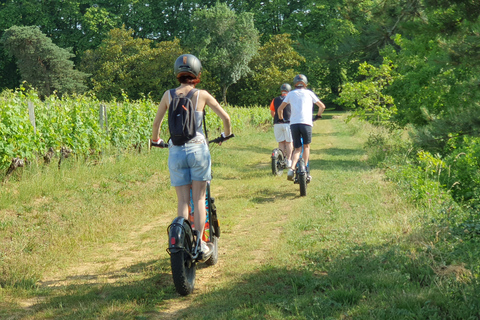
top-left (201, 241), bottom-right (211, 255)
top-left (307, 174), bottom-right (312, 183)
top-left (199, 241), bottom-right (213, 261)
top-left (287, 169), bottom-right (294, 181)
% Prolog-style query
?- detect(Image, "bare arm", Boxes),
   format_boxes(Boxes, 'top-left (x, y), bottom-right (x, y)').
top-left (315, 100), bottom-right (326, 117)
top-left (277, 101), bottom-right (288, 120)
top-left (151, 91), bottom-right (169, 141)
top-left (204, 91), bottom-right (232, 136)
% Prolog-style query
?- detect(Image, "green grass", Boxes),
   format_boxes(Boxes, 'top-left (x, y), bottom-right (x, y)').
top-left (1, 110), bottom-right (479, 319)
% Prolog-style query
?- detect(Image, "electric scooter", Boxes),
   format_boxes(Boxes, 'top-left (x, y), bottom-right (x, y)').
top-left (149, 134), bottom-right (233, 296)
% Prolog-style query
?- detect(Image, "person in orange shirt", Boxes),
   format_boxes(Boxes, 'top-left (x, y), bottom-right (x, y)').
top-left (270, 83), bottom-right (293, 168)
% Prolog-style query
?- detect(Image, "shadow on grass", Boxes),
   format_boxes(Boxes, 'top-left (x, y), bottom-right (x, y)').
top-left (15, 259), bottom-right (176, 319)
top-left (312, 147), bottom-right (366, 157)
top-left (309, 158), bottom-right (368, 172)
top-left (250, 188), bottom-right (297, 203)
top-left (175, 238), bottom-right (480, 319)
top-left (12, 232), bottom-right (480, 319)
top-left (232, 145), bottom-right (276, 157)
top-left (313, 131), bottom-right (348, 137)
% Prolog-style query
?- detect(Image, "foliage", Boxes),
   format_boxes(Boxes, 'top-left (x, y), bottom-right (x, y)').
top-left (231, 0), bottom-right (313, 41)
top-left (295, 0), bottom-right (363, 103)
top-left (362, 120), bottom-right (480, 241)
top-left (0, 26), bottom-right (88, 98)
top-left (0, 89), bottom-right (272, 174)
top-left (363, 126), bottom-right (413, 167)
top-left (441, 137), bottom-right (480, 210)
top-left (228, 33), bottom-right (306, 106)
top-left (336, 57), bottom-right (398, 123)
top-left (186, 2), bottom-right (260, 102)
top-left (0, 88), bottom-right (157, 172)
top-left (80, 26), bottom-right (182, 101)
top-left (383, 6), bottom-right (480, 128)
top-left (0, 1), bottom-right (123, 77)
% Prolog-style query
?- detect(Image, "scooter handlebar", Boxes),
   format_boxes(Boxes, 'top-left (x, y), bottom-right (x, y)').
top-left (149, 139), bottom-right (168, 149)
top-left (209, 133), bottom-right (235, 144)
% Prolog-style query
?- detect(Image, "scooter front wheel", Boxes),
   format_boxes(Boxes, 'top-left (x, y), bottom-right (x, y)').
top-left (298, 159), bottom-right (307, 197)
top-left (204, 235), bottom-right (218, 266)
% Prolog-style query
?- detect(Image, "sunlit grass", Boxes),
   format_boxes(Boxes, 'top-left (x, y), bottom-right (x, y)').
top-left (1, 111), bottom-right (479, 319)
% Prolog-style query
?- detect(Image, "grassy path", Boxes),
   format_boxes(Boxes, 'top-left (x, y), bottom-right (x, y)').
top-left (2, 116), bottom-right (445, 319)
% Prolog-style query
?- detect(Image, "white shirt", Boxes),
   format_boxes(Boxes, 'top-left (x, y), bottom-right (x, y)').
top-left (283, 88), bottom-right (320, 126)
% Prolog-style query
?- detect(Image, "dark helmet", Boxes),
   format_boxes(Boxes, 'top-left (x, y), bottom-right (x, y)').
top-left (293, 74), bottom-right (308, 87)
top-left (174, 54), bottom-right (202, 78)
top-left (280, 83), bottom-right (291, 92)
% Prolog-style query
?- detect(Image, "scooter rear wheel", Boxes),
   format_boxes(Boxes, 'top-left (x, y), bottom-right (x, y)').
top-left (170, 221), bottom-right (196, 296)
top-left (171, 250), bottom-right (196, 295)
top-left (271, 149), bottom-right (284, 176)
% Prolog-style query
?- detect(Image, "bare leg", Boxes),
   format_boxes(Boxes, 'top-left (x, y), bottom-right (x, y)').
top-left (175, 182), bottom-right (207, 236)
top-left (285, 141), bottom-right (293, 161)
top-left (191, 180), bottom-right (207, 236)
top-left (303, 144), bottom-right (311, 166)
top-left (291, 147), bottom-right (302, 170)
top-left (279, 141), bottom-right (286, 156)
top-left (175, 184), bottom-right (191, 220)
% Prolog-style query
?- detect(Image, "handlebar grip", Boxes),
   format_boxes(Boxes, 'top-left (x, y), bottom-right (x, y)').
top-left (149, 139), bottom-right (168, 148)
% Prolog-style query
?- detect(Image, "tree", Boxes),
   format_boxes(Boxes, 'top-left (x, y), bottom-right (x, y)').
top-left (381, 0), bottom-right (480, 151)
top-left (289, 0), bottom-right (424, 108)
top-left (0, 26), bottom-right (88, 98)
top-left (228, 33), bottom-right (305, 106)
top-left (186, 2), bottom-right (259, 102)
top-left (120, 0), bottom-right (217, 40)
top-left (336, 58), bottom-right (398, 123)
top-left (80, 26), bottom-right (183, 101)
top-left (229, 0), bottom-right (311, 41)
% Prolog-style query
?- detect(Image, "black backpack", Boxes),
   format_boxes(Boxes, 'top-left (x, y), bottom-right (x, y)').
top-left (168, 88), bottom-right (198, 145)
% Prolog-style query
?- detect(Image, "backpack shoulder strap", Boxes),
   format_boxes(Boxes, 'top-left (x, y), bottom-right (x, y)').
top-left (168, 89), bottom-right (176, 104)
top-left (186, 88), bottom-right (198, 99)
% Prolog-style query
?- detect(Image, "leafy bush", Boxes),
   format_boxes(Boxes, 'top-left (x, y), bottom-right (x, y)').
top-left (363, 125), bottom-right (413, 167)
top-left (361, 121), bottom-right (480, 241)
top-left (441, 137), bottom-right (480, 209)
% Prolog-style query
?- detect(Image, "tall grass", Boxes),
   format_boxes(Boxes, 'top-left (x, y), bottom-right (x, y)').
top-left (1, 111), bottom-right (479, 319)
top-left (0, 103), bottom-right (271, 289)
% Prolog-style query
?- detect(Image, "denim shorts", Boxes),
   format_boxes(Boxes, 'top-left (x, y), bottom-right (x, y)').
top-left (290, 124), bottom-right (312, 149)
top-left (168, 142), bottom-right (212, 187)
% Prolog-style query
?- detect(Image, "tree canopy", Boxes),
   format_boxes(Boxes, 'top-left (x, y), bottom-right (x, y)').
top-left (0, 25), bottom-right (87, 98)
top-left (186, 2), bottom-right (259, 102)
top-left (0, 0), bottom-right (478, 145)
top-left (80, 26), bottom-right (182, 101)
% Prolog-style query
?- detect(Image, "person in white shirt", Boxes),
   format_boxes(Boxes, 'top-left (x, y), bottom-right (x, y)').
top-left (277, 74), bottom-right (325, 181)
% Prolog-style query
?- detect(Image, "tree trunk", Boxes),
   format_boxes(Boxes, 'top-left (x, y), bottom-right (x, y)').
top-left (222, 85), bottom-right (229, 104)
top-left (330, 86), bottom-right (344, 111)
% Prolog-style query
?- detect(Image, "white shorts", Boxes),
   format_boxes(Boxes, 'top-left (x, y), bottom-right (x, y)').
top-left (274, 123), bottom-right (293, 142)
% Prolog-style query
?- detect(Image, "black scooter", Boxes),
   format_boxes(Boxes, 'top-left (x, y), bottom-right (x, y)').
top-left (149, 134), bottom-right (233, 296)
